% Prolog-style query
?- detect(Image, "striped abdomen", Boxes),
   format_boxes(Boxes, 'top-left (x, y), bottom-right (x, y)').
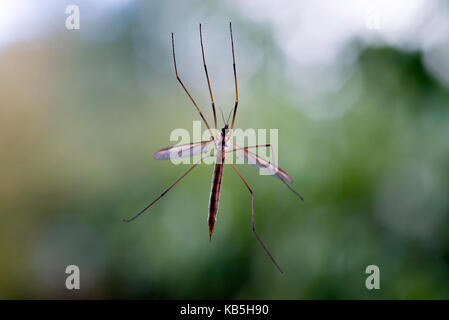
top-left (208, 148), bottom-right (225, 240)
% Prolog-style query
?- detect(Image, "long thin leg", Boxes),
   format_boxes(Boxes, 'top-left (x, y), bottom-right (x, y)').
top-left (171, 33), bottom-right (215, 141)
top-left (226, 144), bottom-right (271, 154)
top-left (227, 143), bottom-right (275, 167)
top-left (229, 22), bottom-right (239, 130)
top-left (124, 155), bottom-right (209, 222)
top-left (199, 24), bottom-right (217, 129)
top-left (230, 163), bottom-right (283, 274)
top-left (228, 144), bottom-right (276, 165)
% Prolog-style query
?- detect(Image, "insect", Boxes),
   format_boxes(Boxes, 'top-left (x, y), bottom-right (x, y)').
top-left (124, 23), bottom-right (303, 273)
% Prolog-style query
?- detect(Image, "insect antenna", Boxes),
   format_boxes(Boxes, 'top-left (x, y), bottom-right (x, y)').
top-left (219, 107), bottom-right (226, 124)
top-left (219, 107), bottom-right (233, 126)
top-left (226, 108), bottom-right (233, 125)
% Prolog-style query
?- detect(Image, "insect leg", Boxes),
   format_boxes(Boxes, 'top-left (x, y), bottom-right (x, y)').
top-left (199, 24), bottom-right (217, 129)
top-left (124, 154), bottom-right (210, 222)
top-left (171, 32), bottom-right (216, 141)
top-left (230, 163), bottom-right (283, 274)
top-left (229, 22), bottom-right (239, 130)
top-left (225, 144), bottom-right (271, 154)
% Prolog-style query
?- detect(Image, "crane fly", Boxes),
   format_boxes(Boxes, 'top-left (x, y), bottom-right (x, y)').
top-left (124, 22), bottom-right (303, 274)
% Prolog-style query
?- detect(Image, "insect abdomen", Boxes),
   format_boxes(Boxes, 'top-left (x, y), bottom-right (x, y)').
top-left (208, 162), bottom-right (224, 240)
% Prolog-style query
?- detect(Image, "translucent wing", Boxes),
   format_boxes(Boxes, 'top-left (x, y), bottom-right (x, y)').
top-left (153, 140), bottom-right (213, 160)
top-left (231, 142), bottom-right (293, 183)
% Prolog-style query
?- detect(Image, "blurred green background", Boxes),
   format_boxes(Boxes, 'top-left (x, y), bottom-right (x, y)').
top-left (1, 0), bottom-right (449, 299)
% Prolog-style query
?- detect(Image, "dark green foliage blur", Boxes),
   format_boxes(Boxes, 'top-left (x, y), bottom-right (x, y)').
top-left (0, 0), bottom-right (448, 299)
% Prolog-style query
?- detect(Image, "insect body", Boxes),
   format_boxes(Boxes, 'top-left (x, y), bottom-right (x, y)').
top-left (208, 125), bottom-right (229, 240)
top-left (124, 23), bottom-right (303, 273)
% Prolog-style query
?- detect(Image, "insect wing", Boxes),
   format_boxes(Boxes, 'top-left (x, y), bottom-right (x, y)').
top-left (231, 142), bottom-right (293, 182)
top-left (153, 140), bottom-right (213, 160)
